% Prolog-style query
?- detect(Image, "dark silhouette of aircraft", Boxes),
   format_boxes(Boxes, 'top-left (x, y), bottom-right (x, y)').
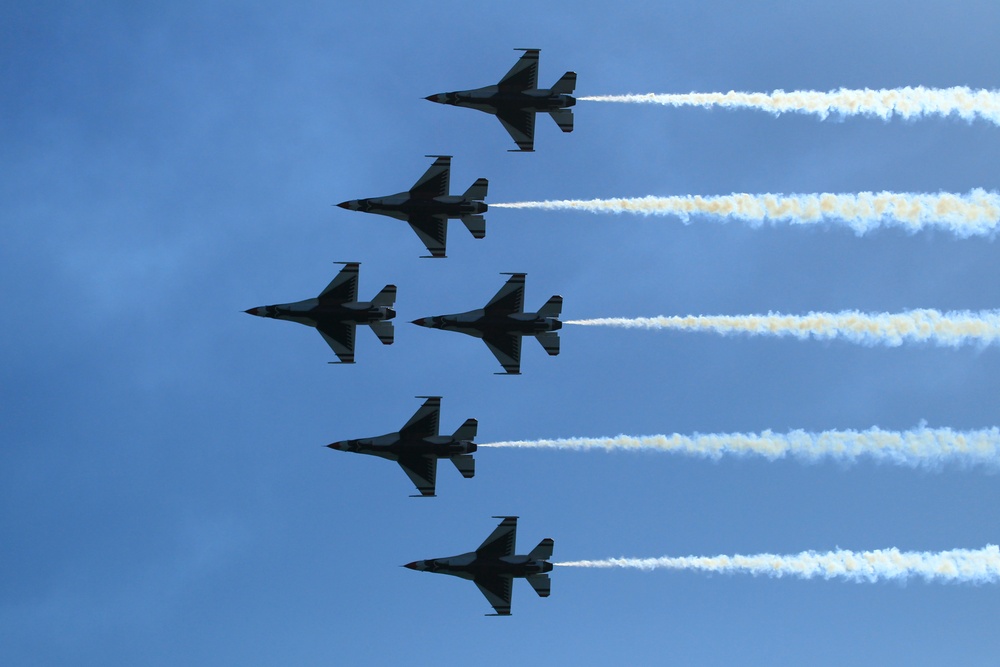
top-left (412, 273), bottom-right (562, 375)
top-left (336, 155), bottom-right (487, 258)
top-left (425, 48), bottom-right (576, 152)
top-left (244, 262), bottom-right (395, 364)
top-left (404, 516), bottom-right (554, 616)
top-left (326, 396), bottom-right (477, 497)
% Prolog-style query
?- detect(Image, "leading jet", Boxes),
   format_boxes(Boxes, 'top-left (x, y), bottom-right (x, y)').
top-left (336, 155), bottom-right (488, 258)
top-left (326, 396), bottom-right (477, 497)
top-left (425, 48), bottom-right (576, 152)
top-left (404, 516), bottom-right (554, 616)
top-left (244, 262), bottom-right (395, 364)
top-left (411, 273), bottom-right (562, 375)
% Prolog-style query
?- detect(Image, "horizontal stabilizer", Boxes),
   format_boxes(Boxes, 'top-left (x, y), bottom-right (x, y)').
top-left (528, 538), bottom-right (554, 561)
top-left (371, 284), bottom-right (397, 307)
top-left (548, 108), bottom-right (574, 133)
top-left (463, 178), bottom-right (489, 201)
top-left (368, 320), bottom-right (394, 345)
top-left (526, 573), bottom-right (551, 598)
top-left (535, 331), bottom-right (560, 356)
top-left (537, 295), bottom-right (563, 319)
top-left (450, 454), bottom-right (475, 478)
top-left (550, 71), bottom-right (576, 95)
top-left (452, 418), bottom-right (478, 441)
top-left (461, 215), bottom-right (487, 239)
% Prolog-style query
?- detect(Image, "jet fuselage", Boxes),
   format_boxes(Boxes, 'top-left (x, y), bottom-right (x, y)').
top-left (427, 86), bottom-right (576, 115)
top-left (338, 193), bottom-right (488, 220)
top-left (327, 432), bottom-right (477, 462)
top-left (405, 552), bottom-right (553, 580)
top-left (247, 299), bottom-right (395, 327)
top-left (413, 309), bottom-right (562, 340)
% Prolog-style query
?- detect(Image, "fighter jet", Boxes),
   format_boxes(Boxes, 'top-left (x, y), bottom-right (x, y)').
top-left (425, 48), bottom-right (576, 152)
top-left (336, 155), bottom-right (488, 258)
top-left (326, 396), bottom-right (477, 497)
top-left (244, 262), bottom-right (395, 364)
top-left (404, 516), bottom-right (554, 616)
top-left (411, 273), bottom-right (562, 375)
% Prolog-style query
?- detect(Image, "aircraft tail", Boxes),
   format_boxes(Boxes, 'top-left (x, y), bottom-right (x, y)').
top-left (548, 108), bottom-right (574, 133)
top-left (368, 320), bottom-right (394, 345)
top-left (463, 178), bottom-right (489, 201)
top-left (537, 295), bottom-right (563, 319)
top-left (550, 71), bottom-right (576, 95)
top-left (535, 331), bottom-right (560, 356)
top-left (370, 284), bottom-right (397, 307)
top-left (526, 573), bottom-right (551, 597)
top-left (450, 453), bottom-right (475, 478)
top-left (461, 215), bottom-right (487, 239)
top-left (528, 538), bottom-right (555, 561)
top-left (452, 417), bottom-right (479, 441)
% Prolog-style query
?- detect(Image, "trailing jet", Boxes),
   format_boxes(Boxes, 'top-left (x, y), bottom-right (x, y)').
top-left (336, 155), bottom-right (488, 258)
top-left (326, 396), bottom-right (477, 497)
top-left (404, 516), bottom-right (554, 616)
top-left (244, 262), bottom-right (395, 364)
top-left (411, 273), bottom-right (562, 375)
top-left (425, 48), bottom-right (576, 152)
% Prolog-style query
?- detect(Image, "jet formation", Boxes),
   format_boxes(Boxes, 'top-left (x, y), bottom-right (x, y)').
top-left (244, 262), bottom-right (396, 364)
top-left (326, 396), bottom-right (477, 497)
top-left (337, 155), bottom-right (488, 258)
top-left (413, 273), bottom-right (563, 375)
top-left (404, 516), bottom-right (554, 615)
top-left (426, 48), bottom-right (577, 152)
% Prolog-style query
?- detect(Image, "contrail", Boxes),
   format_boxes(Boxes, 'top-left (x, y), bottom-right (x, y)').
top-left (564, 309), bottom-right (1000, 348)
top-left (579, 86), bottom-right (1000, 125)
top-left (481, 425), bottom-right (1000, 469)
top-left (490, 190), bottom-right (1000, 237)
top-left (555, 545), bottom-right (1000, 584)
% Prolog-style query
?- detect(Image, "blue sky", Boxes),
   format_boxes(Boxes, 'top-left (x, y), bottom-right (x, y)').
top-left (3, 1), bottom-right (1000, 664)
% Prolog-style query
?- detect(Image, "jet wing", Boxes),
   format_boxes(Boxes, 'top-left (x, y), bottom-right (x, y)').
top-left (407, 215), bottom-right (448, 258)
top-left (400, 396), bottom-right (441, 439)
top-left (397, 454), bottom-right (437, 497)
top-left (474, 574), bottom-right (513, 616)
top-left (409, 156), bottom-right (450, 198)
top-left (497, 49), bottom-right (539, 92)
top-left (495, 108), bottom-right (536, 152)
top-left (476, 516), bottom-right (517, 558)
top-left (484, 273), bottom-right (525, 314)
top-left (317, 321), bottom-right (356, 363)
top-left (483, 334), bottom-right (522, 375)
top-left (317, 262), bottom-right (359, 304)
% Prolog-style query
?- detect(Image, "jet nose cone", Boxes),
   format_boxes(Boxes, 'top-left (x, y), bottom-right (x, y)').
top-left (403, 561), bottom-right (419, 570)
top-left (326, 441), bottom-right (345, 451)
top-left (244, 307), bottom-right (261, 316)
top-left (336, 200), bottom-right (359, 210)
top-left (424, 94), bottom-right (443, 103)
top-left (411, 318), bottom-right (428, 327)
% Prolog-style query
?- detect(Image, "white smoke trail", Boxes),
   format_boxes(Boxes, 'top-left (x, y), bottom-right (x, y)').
top-left (490, 190), bottom-right (1000, 237)
top-left (480, 425), bottom-right (1000, 468)
top-left (556, 545), bottom-right (1000, 584)
top-left (579, 86), bottom-right (1000, 125)
top-left (564, 309), bottom-right (1000, 348)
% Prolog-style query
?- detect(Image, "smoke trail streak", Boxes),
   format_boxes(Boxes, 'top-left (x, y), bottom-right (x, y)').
top-left (555, 545), bottom-right (1000, 584)
top-left (579, 86), bottom-right (1000, 125)
top-left (480, 425), bottom-right (1000, 468)
top-left (564, 309), bottom-right (1000, 347)
top-left (491, 190), bottom-right (1000, 237)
